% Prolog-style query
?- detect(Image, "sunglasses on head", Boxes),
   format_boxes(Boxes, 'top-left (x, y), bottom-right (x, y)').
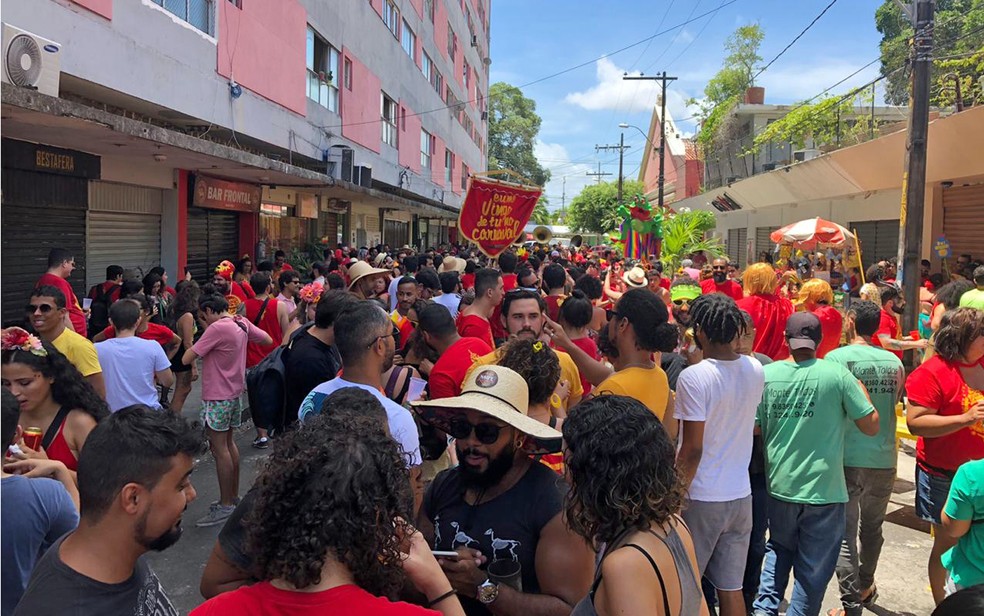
top-left (672, 298), bottom-right (693, 306)
top-left (26, 303), bottom-right (55, 314)
top-left (447, 417), bottom-right (504, 444)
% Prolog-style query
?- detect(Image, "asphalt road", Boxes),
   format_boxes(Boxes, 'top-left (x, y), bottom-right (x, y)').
top-left (148, 379), bottom-right (938, 615)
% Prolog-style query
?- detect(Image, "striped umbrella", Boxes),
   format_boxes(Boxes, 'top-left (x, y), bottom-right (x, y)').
top-left (770, 217), bottom-right (855, 249)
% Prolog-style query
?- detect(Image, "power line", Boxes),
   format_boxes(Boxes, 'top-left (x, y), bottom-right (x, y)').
top-left (750, 0), bottom-right (839, 82)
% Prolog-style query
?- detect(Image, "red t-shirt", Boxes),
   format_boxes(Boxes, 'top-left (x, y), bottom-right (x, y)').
top-left (700, 278), bottom-right (744, 302)
top-left (812, 304), bottom-right (843, 359)
top-left (429, 336), bottom-right (493, 400)
top-left (392, 311), bottom-right (415, 350)
top-left (36, 273), bottom-right (86, 337)
top-left (457, 313), bottom-right (495, 350)
top-left (460, 272), bottom-right (475, 291)
top-left (544, 294), bottom-right (564, 323)
top-left (907, 355), bottom-right (984, 472)
top-left (659, 277), bottom-right (671, 290)
top-left (558, 336), bottom-right (600, 396)
top-left (100, 322), bottom-right (176, 347)
top-left (736, 293), bottom-right (794, 361)
top-left (245, 297), bottom-right (283, 368)
top-left (872, 308), bottom-right (903, 359)
top-left (189, 582), bottom-right (439, 616)
top-left (490, 273), bottom-right (518, 340)
top-left (230, 280), bottom-right (255, 301)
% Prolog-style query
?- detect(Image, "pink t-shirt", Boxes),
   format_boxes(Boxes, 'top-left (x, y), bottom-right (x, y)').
top-left (192, 316), bottom-right (268, 401)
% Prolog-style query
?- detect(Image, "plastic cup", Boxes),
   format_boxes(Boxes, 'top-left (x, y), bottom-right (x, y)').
top-left (487, 559), bottom-right (522, 592)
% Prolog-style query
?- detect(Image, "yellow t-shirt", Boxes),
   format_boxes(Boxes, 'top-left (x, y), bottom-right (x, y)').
top-left (469, 349), bottom-right (585, 404)
top-left (51, 329), bottom-right (102, 377)
top-left (595, 366), bottom-right (670, 419)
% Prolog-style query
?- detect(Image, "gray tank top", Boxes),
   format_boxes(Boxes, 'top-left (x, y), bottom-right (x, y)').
top-left (570, 520), bottom-right (702, 616)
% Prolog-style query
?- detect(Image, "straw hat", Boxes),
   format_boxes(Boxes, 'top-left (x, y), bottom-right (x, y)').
top-left (439, 255), bottom-right (467, 274)
top-left (411, 365), bottom-right (562, 454)
top-left (347, 260), bottom-right (390, 289)
top-left (373, 252), bottom-right (389, 267)
top-left (622, 266), bottom-right (647, 288)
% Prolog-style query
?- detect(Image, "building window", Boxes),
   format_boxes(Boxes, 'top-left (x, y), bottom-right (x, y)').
top-left (382, 94), bottom-right (398, 147)
top-left (151, 0), bottom-right (215, 35)
top-left (306, 26), bottom-right (340, 113)
top-left (421, 52), bottom-right (432, 82)
top-left (431, 68), bottom-right (443, 96)
top-left (463, 60), bottom-right (470, 90)
top-left (383, 0), bottom-right (399, 38)
top-left (227, 0), bottom-right (241, 8)
top-left (445, 149), bottom-right (454, 184)
top-left (401, 19), bottom-right (416, 60)
top-left (343, 57), bottom-right (352, 91)
top-left (447, 23), bottom-right (456, 58)
top-left (461, 162), bottom-right (468, 190)
top-left (425, 0), bottom-right (435, 22)
top-left (421, 130), bottom-right (434, 170)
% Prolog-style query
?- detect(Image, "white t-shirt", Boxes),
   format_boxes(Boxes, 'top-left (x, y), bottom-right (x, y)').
top-left (297, 377), bottom-right (422, 467)
top-left (431, 293), bottom-right (462, 320)
top-left (95, 337), bottom-right (171, 412)
top-left (674, 355), bottom-right (765, 501)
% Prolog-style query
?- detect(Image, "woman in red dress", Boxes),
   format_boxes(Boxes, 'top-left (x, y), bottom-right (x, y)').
top-left (795, 278), bottom-right (843, 358)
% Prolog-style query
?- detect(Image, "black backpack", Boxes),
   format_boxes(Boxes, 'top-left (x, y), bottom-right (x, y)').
top-left (86, 284), bottom-right (114, 340)
top-left (246, 322), bottom-right (313, 434)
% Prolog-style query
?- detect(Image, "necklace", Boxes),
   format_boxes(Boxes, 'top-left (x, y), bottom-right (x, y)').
top-left (620, 360), bottom-right (655, 370)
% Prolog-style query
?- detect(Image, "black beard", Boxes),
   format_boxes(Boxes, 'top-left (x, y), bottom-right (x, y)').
top-left (457, 443), bottom-right (516, 490)
top-left (891, 303), bottom-right (905, 315)
top-left (713, 273), bottom-right (727, 283)
top-left (672, 308), bottom-right (691, 326)
top-left (136, 512), bottom-right (183, 552)
top-left (598, 325), bottom-right (619, 359)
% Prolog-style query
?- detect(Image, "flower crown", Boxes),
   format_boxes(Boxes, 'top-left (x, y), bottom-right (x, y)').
top-left (1, 327), bottom-right (47, 357)
top-left (299, 281), bottom-right (325, 304)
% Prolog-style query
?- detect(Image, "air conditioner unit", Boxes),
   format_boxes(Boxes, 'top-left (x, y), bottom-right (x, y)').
top-left (792, 149), bottom-right (821, 162)
top-left (471, 35), bottom-right (478, 47)
top-left (762, 162), bottom-right (777, 172)
top-left (2, 24), bottom-right (60, 97)
top-left (481, 110), bottom-right (488, 120)
top-left (325, 145), bottom-right (354, 181)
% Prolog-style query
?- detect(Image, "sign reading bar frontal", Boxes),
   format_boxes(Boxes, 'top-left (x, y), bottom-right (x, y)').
top-left (192, 175), bottom-right (261, 213)
top-left (458, 175), bottom-right (542, 257)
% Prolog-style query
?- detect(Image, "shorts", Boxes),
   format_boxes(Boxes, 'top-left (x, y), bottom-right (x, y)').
top-left (680, 495), bottom-right (753, 591)
top-left (200, 398), bottom-right (243, 432)
top-left (915, 464), bottom-right (952, 525)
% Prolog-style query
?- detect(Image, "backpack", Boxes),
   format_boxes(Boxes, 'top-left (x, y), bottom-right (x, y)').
top-left (86, 283), bottom-right (114, 340)
top-left (245, 322), bottom-right (313, 434)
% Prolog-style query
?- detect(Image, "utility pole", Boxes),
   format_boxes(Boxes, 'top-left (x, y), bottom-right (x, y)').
top-left (624, 72), bottom-right (678, 209)
top-left (896, 0), bottom-right (934, 369)
top-left (596, 133), bottom-right (630, 202)
top-left (586, 162), bottom-right (612, 185)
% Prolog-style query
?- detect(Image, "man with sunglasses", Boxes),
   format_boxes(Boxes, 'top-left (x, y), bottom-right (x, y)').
top-left (701, 258), bottom-right (744, 301)
top-left (411, 365), bottom-right (594, 615)
top-left (669, 277), bottom-right (703, 362)
top-left (35, 248), bottom-right (87, 337)
top-left (298, 301), bottom-right (423, 509)
top-left (27, 287), bottom-right (106, 400)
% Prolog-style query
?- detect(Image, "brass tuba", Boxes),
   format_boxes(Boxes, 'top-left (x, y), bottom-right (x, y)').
top-left (570, 234), bottom-right (583, 248)
top-left (533, 225), bottom-right (552, 245)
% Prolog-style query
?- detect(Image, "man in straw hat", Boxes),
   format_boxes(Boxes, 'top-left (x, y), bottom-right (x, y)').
top-left (411, 365), bottom-right (594, 615)
top-left (347, 260), bottom-right (391, 301)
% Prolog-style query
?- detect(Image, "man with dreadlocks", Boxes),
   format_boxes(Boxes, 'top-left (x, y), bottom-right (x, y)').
top-left (674, 294), bottom-right (765, 616)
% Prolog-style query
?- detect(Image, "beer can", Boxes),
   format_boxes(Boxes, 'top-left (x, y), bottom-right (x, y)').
top-left (22, 427), bottom-right (42, 451)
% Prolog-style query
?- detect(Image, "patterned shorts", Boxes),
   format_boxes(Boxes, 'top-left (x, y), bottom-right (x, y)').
top-left (200, 398), bottom-right (243, 432)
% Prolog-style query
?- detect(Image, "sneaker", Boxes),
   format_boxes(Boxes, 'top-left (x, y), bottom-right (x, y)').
top-left (196, 503), bottom-right (235, 528)
top-left (209, 497), bottom-right (241, 508)
top-left (252, 436), bottom-right (270, 449)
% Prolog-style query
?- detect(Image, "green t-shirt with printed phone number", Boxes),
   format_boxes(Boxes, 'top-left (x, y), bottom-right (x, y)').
top-left (756, 358), bottom-right (876, 504)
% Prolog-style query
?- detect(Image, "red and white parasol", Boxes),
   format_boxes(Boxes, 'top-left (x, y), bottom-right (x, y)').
top-left (770, 217), bottom-right (855, 249)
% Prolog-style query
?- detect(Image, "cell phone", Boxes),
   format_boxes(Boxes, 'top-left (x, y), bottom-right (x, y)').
top-left (432, 550), bottom-right (460, 559)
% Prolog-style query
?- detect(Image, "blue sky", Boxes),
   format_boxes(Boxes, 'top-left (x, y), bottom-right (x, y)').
top-left (489, 0), bottom-right (893, 210)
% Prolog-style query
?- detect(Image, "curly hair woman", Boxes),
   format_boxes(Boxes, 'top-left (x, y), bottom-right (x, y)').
top-left (190, 410), bottom-right (465, 616)
top-left (736, 263), bottom-right (794, 361)
top-left (565, 395), bottom-right (708, 616)
top-left (904, 307), bottom-right (984, 604)
top-left (1, 328), bottom-right (109, 474)
top-left (167, 280), bottom-right (201, 414)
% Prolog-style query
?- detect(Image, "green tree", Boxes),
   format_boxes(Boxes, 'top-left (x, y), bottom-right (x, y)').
top-left (692, 24), bottom-right (764, 148)
top-left (660, 209), bottom-right (724, 272)
top-left (530, 195), bottom-right (552, 225)
top-left (488, 82), bottom-right (551, 186)
top-left (875, 0), bottom-right (984, 106)
top-left (566, 181), bottom-right (646, 234)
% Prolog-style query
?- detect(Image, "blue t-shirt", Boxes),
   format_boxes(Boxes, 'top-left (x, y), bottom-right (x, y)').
top-left (95, 337), bottom-right (171, 412)
top-left (299, 377), bottom-right (422, 467)
top-left (1, 475), bottom-right (78, 616)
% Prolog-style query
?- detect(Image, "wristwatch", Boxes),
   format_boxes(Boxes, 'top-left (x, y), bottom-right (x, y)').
top-left (477, 577), bottom-right (500, 604)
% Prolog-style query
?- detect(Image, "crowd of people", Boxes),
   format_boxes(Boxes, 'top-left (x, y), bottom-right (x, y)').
top-left (2, 240), bottom-right (983, 616)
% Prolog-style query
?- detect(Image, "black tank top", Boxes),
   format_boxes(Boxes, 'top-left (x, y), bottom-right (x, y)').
top-left (423, 461), bottom-right (567, 615)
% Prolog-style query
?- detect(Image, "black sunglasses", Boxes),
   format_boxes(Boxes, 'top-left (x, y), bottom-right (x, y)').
top-left (605, 308), bottom-right (622, 321)
top-left (447, 418), bottom-right (504, 444)
top-left (26, 304), bottom-right (55, 314)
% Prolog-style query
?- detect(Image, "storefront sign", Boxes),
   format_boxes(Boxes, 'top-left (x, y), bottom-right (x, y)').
top-left (192, 175), bottom-right (261, 213)
top-left (458, 176), bottom-right (542, 257)
top-left (1, 138), bottom-right (100, 179)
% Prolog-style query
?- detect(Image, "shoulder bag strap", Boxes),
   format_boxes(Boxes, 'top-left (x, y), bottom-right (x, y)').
top-left (41, 406), bottom-right (73, 451)
top-left (252, 298), bottom-right (271, 326)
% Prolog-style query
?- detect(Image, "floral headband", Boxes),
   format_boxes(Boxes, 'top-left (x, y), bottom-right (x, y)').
top-left (299, 281), bottom-right (325, 304)
top-left (1, 327), bottom-right (47, 357)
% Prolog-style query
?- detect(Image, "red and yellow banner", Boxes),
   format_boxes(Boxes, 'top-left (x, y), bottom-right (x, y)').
top-left (458, 175), bottom-right (542, 257)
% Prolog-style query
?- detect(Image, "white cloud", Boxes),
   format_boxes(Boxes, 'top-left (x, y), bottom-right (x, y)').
top-left (564, 57), bottom-right (668, 113)
top-left (677, 28), bottom-right (694, 44)
top-left (534, 140), bottom-right (596, 212)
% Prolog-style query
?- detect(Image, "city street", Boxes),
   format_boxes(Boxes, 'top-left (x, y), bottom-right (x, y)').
top-left (150, 378), bottom-right (938, 616)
